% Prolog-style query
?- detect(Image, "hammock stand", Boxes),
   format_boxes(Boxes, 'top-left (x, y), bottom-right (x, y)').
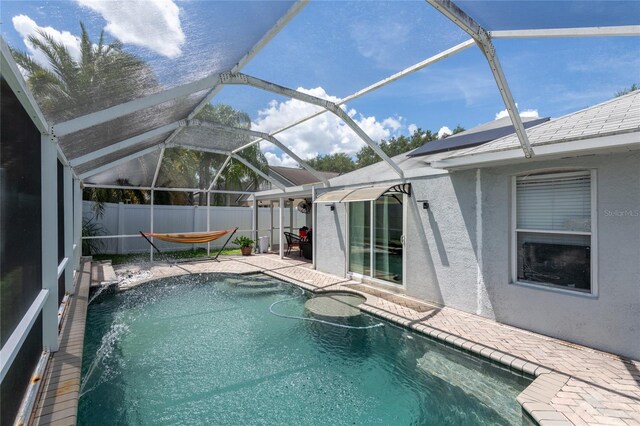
top-left (139, 227), bottom-right (238, 263)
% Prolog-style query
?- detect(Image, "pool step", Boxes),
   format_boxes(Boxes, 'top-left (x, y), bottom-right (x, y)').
top-left (91, 260), bottom-right (119, 288)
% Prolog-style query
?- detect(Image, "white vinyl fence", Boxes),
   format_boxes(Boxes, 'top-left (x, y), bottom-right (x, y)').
top-left (83, 201), bottom-right (307, 254)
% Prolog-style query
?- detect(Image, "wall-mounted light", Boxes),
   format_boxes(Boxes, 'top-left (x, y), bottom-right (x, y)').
top-left (418, 200), bottom-right (429, 210)
top-left (325, 204), bottom-right (335, 211)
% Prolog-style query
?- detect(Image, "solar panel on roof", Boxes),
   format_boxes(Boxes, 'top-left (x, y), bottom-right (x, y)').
top-left (408, 117), bottom-right (549, 157)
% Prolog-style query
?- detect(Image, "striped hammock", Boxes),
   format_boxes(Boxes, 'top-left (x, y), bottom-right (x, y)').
top-left (142, 228), bottom-right (237, 244)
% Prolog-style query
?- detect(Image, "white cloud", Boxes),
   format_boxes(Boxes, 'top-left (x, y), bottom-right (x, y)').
top-left (408, 124), bottom-right (418, 135)
top-left (437, 126), bottom-right (452, 139)
top-left (77, 0), bottom-right (184, 58)
top-left (264, 152), bottom-right (298, 168)
top-left (252, 87), bottom-right (411, 166)
top-left (520, 109), bottom-right (540, 119)
top-left (495, 104), bottom-right (540, 120)
top-left (350, 21), bottom-right (411, 69)
top-left (12, 15), bottom-right (83, 69)
top-left (382, 117), bottom-right (403, 132)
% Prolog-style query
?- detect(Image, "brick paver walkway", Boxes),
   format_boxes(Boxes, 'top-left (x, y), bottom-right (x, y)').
top-left (108, 254), bottom-right (639, 425)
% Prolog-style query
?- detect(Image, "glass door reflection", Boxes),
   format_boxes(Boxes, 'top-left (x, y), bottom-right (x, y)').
top-left (373, 195), bottom-right (403, 283)
top-left (349, 201), bottom-right (371, 275)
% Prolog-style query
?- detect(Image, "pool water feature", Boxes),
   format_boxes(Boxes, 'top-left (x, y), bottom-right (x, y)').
top-left (79, 273), bottom-right (530, 425)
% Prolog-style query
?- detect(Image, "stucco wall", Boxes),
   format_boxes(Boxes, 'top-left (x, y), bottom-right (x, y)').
top-left (405, 172), bottom-right (479, 311)
top-left (315, 202), bottom-right (348, 278)
top-left (479, 151), bottom-right (640, 360)
top-left (315, 150), bottom-right (640, 359)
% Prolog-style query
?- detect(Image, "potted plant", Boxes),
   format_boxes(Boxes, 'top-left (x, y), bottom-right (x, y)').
top-left (232, 236), bottom-right (255, 256)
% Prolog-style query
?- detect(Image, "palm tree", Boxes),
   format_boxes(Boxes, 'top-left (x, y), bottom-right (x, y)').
top-left (13, 24), bottom-right (266, 206)
top-left (11, 23), bottom-right (157, 122)
top-left (156, 104), bottom-right (268, 206)
top-left (195, 104), bottom-right (268, 206)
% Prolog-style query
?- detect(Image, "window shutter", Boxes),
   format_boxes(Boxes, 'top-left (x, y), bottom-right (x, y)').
top-left (516, 171), bottom-right (591, 232)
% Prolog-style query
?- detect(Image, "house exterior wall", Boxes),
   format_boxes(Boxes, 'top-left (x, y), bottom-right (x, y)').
top-left (316, 202), bottom-right (348, 278)
top-left (315, 150), bottom-right (640, 359)
top-left (479, 151), bottom-right (640, 360)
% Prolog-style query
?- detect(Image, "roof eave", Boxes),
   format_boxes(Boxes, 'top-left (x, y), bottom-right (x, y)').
top-left (431, 132), bottom-right (640, 170)
top-left (254, 184), bottom-right (315, 201)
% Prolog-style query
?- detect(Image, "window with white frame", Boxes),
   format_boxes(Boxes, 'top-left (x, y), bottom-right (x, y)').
top-left (514, 170), bottom-right (594, 293)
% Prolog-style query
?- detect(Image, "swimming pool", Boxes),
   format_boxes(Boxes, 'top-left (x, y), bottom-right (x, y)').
top-left (79, 273), bottom-right (530, 425)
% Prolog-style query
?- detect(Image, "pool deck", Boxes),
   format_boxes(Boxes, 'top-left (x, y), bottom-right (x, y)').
top-left (31, 259), bottom-right (91, 426)
top-left (33, 254), bottom-right (639, 425)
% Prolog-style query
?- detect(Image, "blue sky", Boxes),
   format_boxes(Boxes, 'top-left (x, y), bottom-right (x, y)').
top-left (2, 1), bottom-right (639, 167)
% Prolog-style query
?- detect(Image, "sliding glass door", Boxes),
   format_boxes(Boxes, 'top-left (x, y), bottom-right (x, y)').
top-left (373, 195), bottom-right (403, 283)
top-left (349, 194), bottom-right (404, 285)
top-left (349, 201), bottom-right (371, 275)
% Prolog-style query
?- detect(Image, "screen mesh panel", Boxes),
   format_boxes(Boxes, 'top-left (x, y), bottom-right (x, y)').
top-left (155, 148), bottom-right (229, 189)
top-left (240, 1), bottom-right (468, 97)
top-left (0, 315), bottom-right (42, 426)
top-left (456, 1), bottom-right (640, 30)
top-left (75, 131), bottom-right (172, 177)
top-left (58, 160), bottom-right (64, 264)
top-left (172, 126), bottom-right (252, 152)
top-left (83, 151), bottom-right (162, 188)
top-left (60, 90), bottom-right (208, 161)
top-left (0, 78), bottom-right (42, 347)
top-left (3, 1), bottom-right (296, 124)
top-left (58, 274), bottom-right (65, 306)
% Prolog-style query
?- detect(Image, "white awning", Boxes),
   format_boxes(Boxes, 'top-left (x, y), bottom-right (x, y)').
top-left (314, 183), bottom-right (410, 203)
top-left (313, 188), bottom-right (357, 203)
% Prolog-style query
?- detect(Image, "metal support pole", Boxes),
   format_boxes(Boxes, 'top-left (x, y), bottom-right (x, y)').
top-left (424, 0), bottom-right (534, 158)
top-left (279, 197), bottom-right (285, 259)
top-left (231, 154), bottom-right (286, 190)
top-left (41, 135), bottom-right (59, 352)
top-left (289, 201), bottom-right (294, 233)
top-left (63, 166), bottom-right (74, 294)
top-left (270, 203), bottom-right (274, 252)
top-left (207, 192), bottom-right (211, 256)
top-left (117, 202), bottom-right (125, 254)
top-left (73, 177), bottom-right (82, 269)
top-left (208, 155), bottom-right (232, 191)
top-left (150, 190), bottom-right (154, 262)
top-left (222, 73), bottom-right (404, 179)
top-left (311, 186), bottom-right (316, 269)
top-left (252, 195), bottom-right (258, 253)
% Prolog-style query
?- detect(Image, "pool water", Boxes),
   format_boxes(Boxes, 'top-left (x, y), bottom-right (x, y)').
top-left (79, 274), bottom-right (530, 425)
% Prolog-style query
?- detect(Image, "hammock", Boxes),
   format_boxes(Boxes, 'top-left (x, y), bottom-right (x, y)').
top-left (142, 229), bottom-right (237, 244)
top-left (139, 227), bottom-right (238, 262)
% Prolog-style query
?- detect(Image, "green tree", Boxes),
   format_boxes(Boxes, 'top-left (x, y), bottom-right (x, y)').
top-left (11, 22), bottom-right (156, 122)
top-left (306, 152), bottom-right (356, 174)
top-left (451, 125), bottom-right (465, 135)
top-left (615, 83), bottom-right (639, 97)
top-left (356, 128), bottom-right (439, 168)
top-left (196, 104), bottom-right (267, 206)
top-left (156, 104), bottom-right (268, 206)
top-left (13, 24), bottom-right (266, 207)
top-left (14, 22), bottom-right (158, 206)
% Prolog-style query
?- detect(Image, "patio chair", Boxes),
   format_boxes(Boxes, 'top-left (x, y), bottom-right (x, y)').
top-left (284, 232), bottom-right (304, 256)
top-left (300, 230), bottom-right (312, 260)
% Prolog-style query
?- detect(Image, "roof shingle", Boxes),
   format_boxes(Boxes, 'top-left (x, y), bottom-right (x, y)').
top-left (445, 90), bottom-right (640, 159)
